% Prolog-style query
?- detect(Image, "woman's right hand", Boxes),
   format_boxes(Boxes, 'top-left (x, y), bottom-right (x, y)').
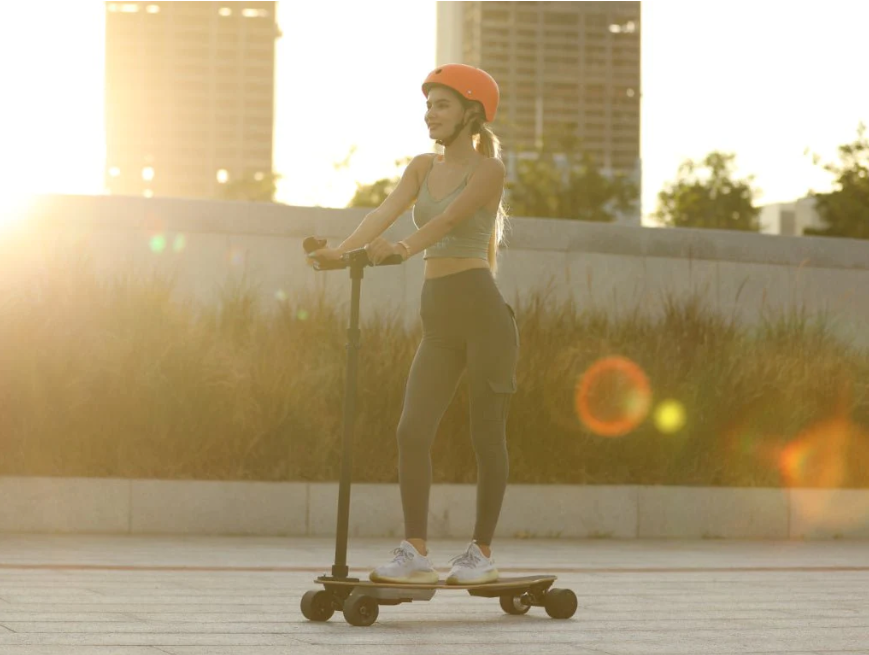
top-left (306, 247), bottom-right (344, 267)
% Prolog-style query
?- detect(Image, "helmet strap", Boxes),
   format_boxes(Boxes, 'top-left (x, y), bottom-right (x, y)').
top-left (436, 115), bottom-right (470, 148)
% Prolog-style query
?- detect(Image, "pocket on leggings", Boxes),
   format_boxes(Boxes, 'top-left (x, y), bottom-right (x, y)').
top-left (488, 378), bottom-right (517, 394)
top-left (487, 303), bottom-right (519, 395)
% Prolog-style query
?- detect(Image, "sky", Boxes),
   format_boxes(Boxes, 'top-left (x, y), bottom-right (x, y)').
top-left (1, 1), bottom-right (867, 226)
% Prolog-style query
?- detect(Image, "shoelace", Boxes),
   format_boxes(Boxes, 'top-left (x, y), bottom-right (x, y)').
top-left (449, 547), bottom-right (482, 568)
top-left (391, 547), bottom-right (414, 564)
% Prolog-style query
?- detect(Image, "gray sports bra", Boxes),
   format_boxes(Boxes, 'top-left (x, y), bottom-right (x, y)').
top-left (412, 155), bottom-right (498, 260)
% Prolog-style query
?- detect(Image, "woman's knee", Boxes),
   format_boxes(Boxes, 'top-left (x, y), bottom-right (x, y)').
top-left (469, 413), bottom-right (508, 453)
top-left (396, 415), bottom-right (433, 454)
top-left (471, 382), bottom-right (514, 425)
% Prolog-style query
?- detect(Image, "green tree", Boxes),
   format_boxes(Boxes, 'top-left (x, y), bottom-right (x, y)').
top-left (506, 132), bottom-right (638, 222)
top-left (804, 123), bottom-right (869, 240)
top-left (348, 177), bottom-right (399, 208)
top-left (654, 152), bottom-right (761, 231)
top-left (347, 157), bottom-right (412, 208)
top-left (217, 171), bottom-right (282, 202)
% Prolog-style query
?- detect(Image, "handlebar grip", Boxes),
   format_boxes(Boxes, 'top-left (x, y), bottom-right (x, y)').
top-left (303, 236), bottom-right (328, 254)
top-left (342, 247), bottom-right (405, 268)
top-left (312, 259), bottom-right (346, 271)
top-left (303, 238), bottom-right (406, 271)
top-left (378, 254), bottom-right (404, 266)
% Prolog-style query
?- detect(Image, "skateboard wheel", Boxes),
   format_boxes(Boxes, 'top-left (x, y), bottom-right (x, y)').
top-left (544, 588), bottom-right (577, 619)
top-left (343, 595), bottom-right (379, 627)
top-left (301, 590), bottom-right (335, 622)
top-left (499, 594), bottom-right (530, 615)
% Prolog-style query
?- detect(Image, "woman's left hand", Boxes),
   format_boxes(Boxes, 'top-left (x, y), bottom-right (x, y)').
top-left (365, 237), bottom-right (407, 265)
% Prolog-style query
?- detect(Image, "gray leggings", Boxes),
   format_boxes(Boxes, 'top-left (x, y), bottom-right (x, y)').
top-left (397, 268), bottom-right (520, 545)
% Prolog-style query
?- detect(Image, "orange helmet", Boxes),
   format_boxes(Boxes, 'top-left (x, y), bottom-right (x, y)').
top-left (422, 64), bottom-right (500, 123)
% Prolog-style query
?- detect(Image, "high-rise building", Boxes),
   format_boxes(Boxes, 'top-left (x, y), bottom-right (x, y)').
top-left (436, 1), bottom-right (641, 222)
top-left (104, 1), bottom-right (280, 199)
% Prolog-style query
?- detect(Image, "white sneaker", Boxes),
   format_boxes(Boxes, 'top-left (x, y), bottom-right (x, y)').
top-left (369, 540), bottom-right (439, 584)
top-left (446, 542), bottom-right (499, 585)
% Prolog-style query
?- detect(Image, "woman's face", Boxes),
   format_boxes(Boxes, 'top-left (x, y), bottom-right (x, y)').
top-left (424, 86), bottom-right (466, 141)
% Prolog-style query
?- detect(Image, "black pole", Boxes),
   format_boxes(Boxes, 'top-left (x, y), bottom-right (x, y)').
top-left (332, 265), bottom-right (363, 579)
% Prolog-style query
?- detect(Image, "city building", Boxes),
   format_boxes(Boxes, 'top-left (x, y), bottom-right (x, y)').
top-left (104, 1), bottom-right (280, 199)
top-left (759, 197), bottom-right (824, 236)
top-left (436, 1), bottom-right (641, 223)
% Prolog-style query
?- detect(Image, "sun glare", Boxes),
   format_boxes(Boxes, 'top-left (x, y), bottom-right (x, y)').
top-left (1, 2), bottom-right (866, 212)
top-left (0, 193), bottom-right (35, 233)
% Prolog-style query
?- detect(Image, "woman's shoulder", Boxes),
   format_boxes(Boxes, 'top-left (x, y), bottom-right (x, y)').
top-left (408, 153), bottom-right (439, 167)
top-left (403, 153), bottom-right (438, 178)
top-left (478, 156), bottom-right (506, 176)
top-left (468, 155), bottom-right (506, 184)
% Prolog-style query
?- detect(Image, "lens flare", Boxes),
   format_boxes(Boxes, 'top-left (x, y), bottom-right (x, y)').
top-left (575, 355), bottom-right (652, 438)
top-left (781, 414), bottom-right (869, 535)
top-left (228, 246), bottom-right (245, 267)
top-left (274, 289), bottom-right (288, 302)
top-left (149, 234), bottom-right (166, 253)
top-left (772, 375), bottom-right (869, 535)
top-left (654, 399), bottom-right (686, 434)
top-left (297, 309), bottom-right (309, 321)
top-left (173, 234), bottom-right (186, 253)
top-left (779, 416), bottom-right (851, 489)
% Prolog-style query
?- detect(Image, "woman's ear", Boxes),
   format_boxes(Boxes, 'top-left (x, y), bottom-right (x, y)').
top-left (466, 107), bottom-right (483, 134)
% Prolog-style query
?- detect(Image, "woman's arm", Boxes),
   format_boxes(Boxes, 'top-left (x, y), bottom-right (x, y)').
top-left (337, 154), bottom-right (433, 254)
top-left (397, 157), bottom-right (505, 258)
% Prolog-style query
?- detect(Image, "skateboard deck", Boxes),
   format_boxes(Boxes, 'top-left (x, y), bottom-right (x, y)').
top-left (316, 574), bottom-right (555, 590)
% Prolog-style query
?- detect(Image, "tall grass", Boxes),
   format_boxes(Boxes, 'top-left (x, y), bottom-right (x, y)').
top-left (2, 252), bottom-right (867, 487)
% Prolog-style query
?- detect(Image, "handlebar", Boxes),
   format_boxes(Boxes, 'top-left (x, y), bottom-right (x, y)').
top-left (303, 236), bottom-right (404, 271)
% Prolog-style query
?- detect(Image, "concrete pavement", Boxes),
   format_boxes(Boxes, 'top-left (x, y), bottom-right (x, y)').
top-left (0, 535), bottom-right (867, 654)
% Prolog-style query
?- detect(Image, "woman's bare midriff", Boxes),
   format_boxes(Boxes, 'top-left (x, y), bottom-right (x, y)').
top-left (424, 257), bottom-right (491, 279)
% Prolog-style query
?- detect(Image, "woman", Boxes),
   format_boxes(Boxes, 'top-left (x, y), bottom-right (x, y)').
top-left (308, 64), bottom-right (519, 585)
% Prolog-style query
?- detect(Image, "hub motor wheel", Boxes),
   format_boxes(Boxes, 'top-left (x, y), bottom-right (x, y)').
top-left (544, 588), bottom-right (578, 619)
top-left (301, 590), bottom-right (335, 622)
top-left (499, 594), bottom-right (531, 615)
top-left (343, 595), bottom-right (379, 627)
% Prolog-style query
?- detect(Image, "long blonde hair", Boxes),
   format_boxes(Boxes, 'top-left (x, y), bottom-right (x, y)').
top-left (473, 120), bottom-right (509, 277)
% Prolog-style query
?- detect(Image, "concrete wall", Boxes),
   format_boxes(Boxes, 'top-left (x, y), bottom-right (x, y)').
top-left (11, 193), bottom-right (869, 350)
top-left (5, 200), bottom-right (868, 539)
top-left (1, 477), bottom-right (867, 539)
